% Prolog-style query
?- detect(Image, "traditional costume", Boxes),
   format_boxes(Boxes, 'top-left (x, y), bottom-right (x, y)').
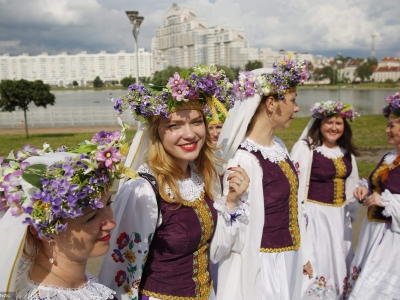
top-left (290, 101), bottom-right (360, 299)
top-left (0, 123), bottom-right (131, 299)
top-left (344, 92), bottom-right (400, 300)
top-left (98, 65), bottom-right (248, 300)
top-left (215, 58), bottom-right (309, 300)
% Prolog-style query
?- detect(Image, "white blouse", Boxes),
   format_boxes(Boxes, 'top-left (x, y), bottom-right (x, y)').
top-left (15, 261), bottom-right (115, 300)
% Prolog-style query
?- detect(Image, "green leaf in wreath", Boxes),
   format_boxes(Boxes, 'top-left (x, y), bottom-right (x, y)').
top-left (69, 144), bottom-right (97, 154)
top-left (22, 164), bottom-right (48, 189)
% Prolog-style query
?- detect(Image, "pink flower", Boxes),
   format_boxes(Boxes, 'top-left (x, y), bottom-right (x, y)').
top-left (168, 72), bottom-right (184, 88)
top-left (172, 84), bottom-right (189, 101)
top-left (95, 147), bottom-right (122, 169)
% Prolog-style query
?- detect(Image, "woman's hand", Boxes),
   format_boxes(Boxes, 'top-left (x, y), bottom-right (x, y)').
top-left (354, 187), bottom-right (368, 203)
top-left (226, 165), bottom-right (250, 209)
top-left (303, 261), bottom-right (313, 279)
top-left (364, 192), bottom-right (384, 208)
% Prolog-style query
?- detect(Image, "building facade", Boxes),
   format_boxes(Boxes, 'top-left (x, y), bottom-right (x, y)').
top-left (372, 56), bottom-right (400, 82)
top-left (151, 4), bottom-right (258, 71)
top-left (0, 49), bottom-right (153, 86)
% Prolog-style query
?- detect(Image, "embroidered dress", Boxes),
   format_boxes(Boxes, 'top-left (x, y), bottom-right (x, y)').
top-left (99, 163), bottom-right (247, 300)
top-left (291, 141), bottom-right (359, 300)
top-left (344, 150), bottom-right (400, 300)
top-left (15, 261), bottom-right (115, 300)
top-left (214, 137), bottom-right (303, 300)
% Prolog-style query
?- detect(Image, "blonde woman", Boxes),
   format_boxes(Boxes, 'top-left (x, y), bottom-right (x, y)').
top-left (99, 65), bottom-right (249, 300)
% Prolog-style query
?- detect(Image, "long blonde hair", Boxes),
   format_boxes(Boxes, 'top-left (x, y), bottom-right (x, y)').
top-left (146, 110), bottom-right (224, 204)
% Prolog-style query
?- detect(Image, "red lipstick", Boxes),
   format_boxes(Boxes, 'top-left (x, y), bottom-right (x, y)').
top-left (97, 234), bottom-right (111, 242)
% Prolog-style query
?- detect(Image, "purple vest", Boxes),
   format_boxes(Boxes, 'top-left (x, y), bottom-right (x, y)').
top-left (368, 153), bottom-right (400, 223)
top-left (307, 151), bottom-right (352, 206)
top-left (240, 146), bottom-right (301, 252)
top-left (139, 193), bottom-right (217, 299)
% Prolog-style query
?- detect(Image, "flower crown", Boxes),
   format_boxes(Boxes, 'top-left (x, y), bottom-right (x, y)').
top-left (233, 57), bottom-right (309, 101)
top-left (113, 64), bottom-right (235, 123)
top-left (310, 101), bottom-right (360, 122)
top-left (0, 120), bottom-right (137, 238)
top-left (382, 92), bottom-right (400, 118)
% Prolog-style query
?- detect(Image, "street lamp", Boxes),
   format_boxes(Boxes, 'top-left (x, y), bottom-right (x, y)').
top-left (336, 60), bottom-right (342, 102)
top-left (126, 11), bottom-right (144, 85)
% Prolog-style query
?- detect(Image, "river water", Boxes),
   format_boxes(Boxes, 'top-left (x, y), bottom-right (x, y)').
top-left (28, 88), bottom-right (399, 117)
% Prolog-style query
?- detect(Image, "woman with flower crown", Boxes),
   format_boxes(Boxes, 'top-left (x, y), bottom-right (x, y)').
top-left (0, 122), bottom-right (131, 299)
top-left (98, 65), bottom-right (250, 300)
top-left (343, 92), bottom-right (400, 300)
top-left (290, 101), bottom-right (360, 299)
top-left (215, 58), bottom-right (310, 300)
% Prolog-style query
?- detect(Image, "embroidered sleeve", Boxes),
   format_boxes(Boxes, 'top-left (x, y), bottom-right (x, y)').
top-left (381, 189), bottom-right (400, 233)
top-left (356, 178), bottom-right (369, 189)
top-left (97, 178), bottom-right (158, 300)
top-left (213, 193), bottom-right (249, 226)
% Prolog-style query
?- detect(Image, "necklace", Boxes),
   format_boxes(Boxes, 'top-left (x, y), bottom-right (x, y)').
top-left (35, 261), bottom-right (75, 288)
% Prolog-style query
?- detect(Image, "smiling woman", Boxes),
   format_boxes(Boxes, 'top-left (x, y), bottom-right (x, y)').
top-left (290, 100), bottom-right (361, 300)
top-left (98, 65), bottom-right (250, 300)
top-left (0, 124), bottom-right (133, 299)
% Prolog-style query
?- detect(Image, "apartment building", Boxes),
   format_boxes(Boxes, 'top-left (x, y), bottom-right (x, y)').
top-left (0, 49), bottom-right (153, 86)
top-left (151, 3), bottom-right (258, 71)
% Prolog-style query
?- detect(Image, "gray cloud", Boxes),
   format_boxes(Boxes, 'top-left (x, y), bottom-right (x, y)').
top-left (0, 0), bottom-right (398, 59)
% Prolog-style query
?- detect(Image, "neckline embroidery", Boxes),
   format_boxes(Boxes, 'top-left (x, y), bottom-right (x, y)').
top-left (314, 145), bottom-right (346, 159)
top-left (384, 149), bottom-right (397, 165)
top-left (240, 137), bottom-right (287, 163)
top-left (16, 261), bottom-right (115, 300)
top-left (138, 162), bottom-right (204, 202)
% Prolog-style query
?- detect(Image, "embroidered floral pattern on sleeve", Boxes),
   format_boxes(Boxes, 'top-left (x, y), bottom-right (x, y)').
top-left (112, 231), bottom-right (154, 300)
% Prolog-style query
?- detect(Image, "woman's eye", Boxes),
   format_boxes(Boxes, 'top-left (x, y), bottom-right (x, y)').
top-left (106, 199), bottom-right (113, 206)
top-left (86, 214), bottom-right (97, 223)
top-left (168, 124), bottom-right (179, 129)
top-left (193, 119), bottom-right (203, 125)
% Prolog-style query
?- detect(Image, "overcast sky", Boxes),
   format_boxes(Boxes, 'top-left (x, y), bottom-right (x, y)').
top-left (0, 0), bottom-right (399, 60)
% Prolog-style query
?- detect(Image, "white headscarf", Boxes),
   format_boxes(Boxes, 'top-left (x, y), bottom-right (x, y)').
top-left (216, 68), bottom-right (273, 170)
top-left (0, 152), bottom-right (77, 294)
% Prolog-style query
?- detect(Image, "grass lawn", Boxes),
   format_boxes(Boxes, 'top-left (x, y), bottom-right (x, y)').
top-left (0, 130), bottom-right (137, 158)
top-left (0, 114), bottom-right (390, 179)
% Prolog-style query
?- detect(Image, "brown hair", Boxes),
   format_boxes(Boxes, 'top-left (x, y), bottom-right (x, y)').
top-left (23, 227), bottom-right (45, 262)
top-left (146, 110), bottom-right (224, 204)
top-left (247, 93), bottom-right (279, 132)
top-left (307, 117), bottom-right (360, 156)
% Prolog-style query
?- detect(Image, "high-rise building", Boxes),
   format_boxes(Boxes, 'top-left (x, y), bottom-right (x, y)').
top-left (0, 49), bottom-right (153, 86)
top-left (152, 4), bottom-right (258, 71)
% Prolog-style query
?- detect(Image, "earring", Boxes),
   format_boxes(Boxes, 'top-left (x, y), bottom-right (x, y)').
top-left (268, 113), bottom-right (272, 117)
top-left (48, 241), bottom-right (54, 264)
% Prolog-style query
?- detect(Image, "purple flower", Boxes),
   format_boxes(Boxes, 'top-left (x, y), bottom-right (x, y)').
top-left (95, 147), bottom-right (122, 169)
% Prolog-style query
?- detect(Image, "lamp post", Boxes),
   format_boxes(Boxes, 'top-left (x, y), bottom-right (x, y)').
top-left (126, 11), bottom-right (144, 85)
top-left (337, 60), bottom-right (342, 102)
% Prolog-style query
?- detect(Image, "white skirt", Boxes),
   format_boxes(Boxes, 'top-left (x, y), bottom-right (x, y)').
top-left (345, 216), bottom-right (400, 300)
top-left (301, 201), bottom-right (354, 299)
top-left (260, 250), bottom-right (302, 300)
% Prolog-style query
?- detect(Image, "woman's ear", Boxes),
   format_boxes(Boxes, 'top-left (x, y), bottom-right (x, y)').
top-left (265, 96), bottom-right (276, 115)
top-left (29, 225), bottom-right (53, 243)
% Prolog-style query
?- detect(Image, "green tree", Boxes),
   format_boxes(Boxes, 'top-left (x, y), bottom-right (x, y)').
top-left (0, 79), bottom-right (55, 138)
top-left (72, 80), bottom-right (78, 87)
top-left (93, 76), bottom-right (104, 88)
top-left (355, 58), bottom-right (377, 82)
top-left (244, 60), bottom-right (263, 71)
top-left (120, 76), bottom-right (136, 88)
top-left (313, 66), bottom-right (334, 83)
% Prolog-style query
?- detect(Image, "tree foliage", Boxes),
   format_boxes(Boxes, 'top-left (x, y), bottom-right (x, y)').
top-left (355, 58), bottom-right (377, 82)
top-left (0, 79), bottom-right (55, 138)
top-left (72, 80), bottom-right (78, 87)
top-left (93, 76), bottom-right (104, 88)
top-left (215, 65), bottom-right (236, 82)
top-left (244, 60), bottom-right (263, 71)
top-left (120, 76), bottom-right (135, 87)
top-left (313, 66), bottom-right (334, 83)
